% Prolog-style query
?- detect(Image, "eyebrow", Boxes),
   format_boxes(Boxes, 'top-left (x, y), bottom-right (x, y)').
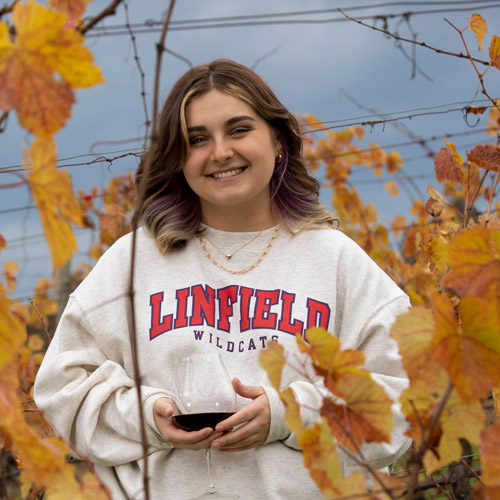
top-left (187, 115), bottom-right (257, 133)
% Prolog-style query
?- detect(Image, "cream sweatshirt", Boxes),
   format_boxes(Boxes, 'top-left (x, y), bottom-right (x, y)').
top-left (34, 225), bottom-right (411, 500)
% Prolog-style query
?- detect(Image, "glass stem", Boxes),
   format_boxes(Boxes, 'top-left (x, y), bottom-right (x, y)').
top-left (205, 447), bottom-right (216, 492)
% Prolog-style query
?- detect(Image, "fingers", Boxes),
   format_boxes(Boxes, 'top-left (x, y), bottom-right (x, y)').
top-left (232, 377), bottom-right (265, 400)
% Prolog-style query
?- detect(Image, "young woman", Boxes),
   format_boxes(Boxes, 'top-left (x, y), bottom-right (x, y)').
top-left (35, 59), bottom-right (411, 500)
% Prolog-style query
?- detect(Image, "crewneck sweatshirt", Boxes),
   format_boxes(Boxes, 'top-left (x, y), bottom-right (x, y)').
top-left (35, 225), bottom-right (411, 500)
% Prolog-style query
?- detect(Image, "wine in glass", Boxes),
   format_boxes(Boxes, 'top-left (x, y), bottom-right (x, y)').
top-left (172, 353), bottom-right (239, 499)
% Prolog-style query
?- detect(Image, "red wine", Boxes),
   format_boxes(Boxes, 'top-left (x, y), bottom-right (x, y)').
top-left (173, 412), bottom-right (234, 432)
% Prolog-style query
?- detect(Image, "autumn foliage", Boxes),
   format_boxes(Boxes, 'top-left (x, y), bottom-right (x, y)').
top-left (1, 2), bottom-right (500, 499)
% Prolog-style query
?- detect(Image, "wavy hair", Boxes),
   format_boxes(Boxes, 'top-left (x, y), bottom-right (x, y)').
top-left (135, 59), bottom-right (337, 252)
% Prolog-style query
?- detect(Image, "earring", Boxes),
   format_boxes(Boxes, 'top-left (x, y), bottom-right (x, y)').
top-left (276, 151), bottom-right (283, 163)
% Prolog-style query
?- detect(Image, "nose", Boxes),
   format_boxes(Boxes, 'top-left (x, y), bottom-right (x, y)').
top-left (210, 137), bottom-right (234, 163)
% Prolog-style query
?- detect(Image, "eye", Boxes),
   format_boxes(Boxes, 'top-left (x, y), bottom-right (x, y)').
top-left (189, 136), bottom-right (207, 145)
top-left (230, 127), bottom-right (251, 136)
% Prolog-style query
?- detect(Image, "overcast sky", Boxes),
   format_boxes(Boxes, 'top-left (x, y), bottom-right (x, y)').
top-left (1, 0), bottom-right (500, 302)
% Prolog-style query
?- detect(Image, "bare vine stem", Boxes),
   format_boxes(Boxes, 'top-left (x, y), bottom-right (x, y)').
top-left (0, 0), bottom-right (18, 19)
top-left (30, 300), bottom-right (52, 343)
top-left (124, 1), bottom-right (151, 149)
top-left (338, 9), bottom-right (490, 67)
top-left (127, 2), bottom-right (176, 499)
top-left (79, 0), bottom-right (125, 35)
top-left (406, 381), bottom-right (454, 500)
top-left (485, 172), bottom-right (500, 223)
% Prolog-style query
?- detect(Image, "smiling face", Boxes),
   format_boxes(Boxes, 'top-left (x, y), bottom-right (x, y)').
top-left (182, 89), bottom-right (281, 231)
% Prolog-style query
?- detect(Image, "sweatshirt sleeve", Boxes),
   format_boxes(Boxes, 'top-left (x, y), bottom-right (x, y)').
top-left (34, 296), bottom-right (172, 466)
top-left (262, 295), bottom-right (411, 475)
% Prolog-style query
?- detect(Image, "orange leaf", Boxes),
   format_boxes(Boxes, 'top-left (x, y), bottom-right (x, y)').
top-left (431, 293), bottom-right (500, 404)
top-left (25, 136), bottom-right (85, 269)
top-left (443, 226), bottom-right (500, 323)
top-left (490, 35), bottom-right (500, 70)
top-left (434, 140), bottom-right (464, 184)
top-left (0, 0), bottom-right (103, 136)
top-left (467, 144), bottom-right (500, 173)
top-left (390, 214), bottom-right (407, 237)
top-left (298, 328), bottom-right (365, 396)
top-left (280, 387), bottom-right (305, 437)
top-left (466, 106), bottom-right (488, 115)
top-left (481, 421), bottom-right (500, 485)
top-left (468, 13), bottom-right (488, 51)
top-left (390, 306), bottom-right (447, 391)
top-left (0, 234), bottom-right (6, 252)
top-left (298, 418), bottom-right (366, 498)
top-left (384, 179), bottom-right (399, 196)
top-left (423, 389), bottom-right (483, 474)
top-left (3, 261), bottom-right (18, 293)
top-left (0, 296), bottom-right (27, 372)
top-left (49, 0), bottom-right (91, 22)
top-left (322, 370), bottom-right (394, 451)
top-left (258, 340), bottom-right (285, 391)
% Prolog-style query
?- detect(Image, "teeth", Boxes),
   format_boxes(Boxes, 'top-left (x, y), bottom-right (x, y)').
top-left (212, 168), bottom-right (243, 179)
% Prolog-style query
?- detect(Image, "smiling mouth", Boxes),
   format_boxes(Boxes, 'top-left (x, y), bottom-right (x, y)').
top-left (210, 167), bottom-right (246, 179)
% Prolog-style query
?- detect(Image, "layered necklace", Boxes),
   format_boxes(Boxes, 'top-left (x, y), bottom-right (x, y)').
top-left (198, 224), bottom-right (280, 274)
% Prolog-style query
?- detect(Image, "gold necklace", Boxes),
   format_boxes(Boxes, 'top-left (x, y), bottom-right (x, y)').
top-left (198, 225), bottom-right (280, 274)
top-left (202, 229), bottom-right (264, 260)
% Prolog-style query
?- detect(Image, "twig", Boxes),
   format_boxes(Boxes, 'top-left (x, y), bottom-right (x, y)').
top-left (124, 1), bottom-right (150, 149)
top-left (460, 457), bottom-right (484, 484)
top-left (30, 300), bottom-right (52, 343)
top-left (127, 2), bottom-right (177, 499)
top-left (485, 172), bottom-right (500, 224)
top-left (79, 0), bottom-right (125, 35)
top-left (465, 169), bottom-right (489, 227)
top-left (0, 0), bottom-right (18, 18)
top-left (0, 110), bottom-right (9, 132)
top-left (338, 9), bottom-right (490, 67)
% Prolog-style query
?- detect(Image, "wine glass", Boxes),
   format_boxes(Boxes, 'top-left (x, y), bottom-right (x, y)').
top-left (171, 353), bottom-right (239, 500)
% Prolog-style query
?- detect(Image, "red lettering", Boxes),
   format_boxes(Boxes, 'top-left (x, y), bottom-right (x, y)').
top-left (218, 285), bottom-right (238, 332)
top-left (190, 285), bottom-right (216, 327)
top-left (239, 286), bottom-right (254, 332)
top-left (174, 287), bottom-right (189, 328)
top-left (278, 291), bottom-right (304, 335)
top-left (306, 298), bottom-right (331, 332)
top-left (149, 292), bottom-right (173, 340)
top-left (253, 289), bottom-right (279, 329)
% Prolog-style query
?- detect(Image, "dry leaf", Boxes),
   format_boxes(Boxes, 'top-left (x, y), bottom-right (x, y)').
top-left (467, 144), bottom-right (500, 173)
top-left (490, 35), bottom-right (500, 70)
top-left (468, 13), bottom-right (488, 51)
top-left (434, 140), bottom-right (464, 184)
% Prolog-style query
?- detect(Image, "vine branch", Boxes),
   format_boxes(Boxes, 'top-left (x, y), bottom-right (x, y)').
top-left (338, 9), bottom-right (491, 67)
top-left (79, 0), bottom-right (125, 35)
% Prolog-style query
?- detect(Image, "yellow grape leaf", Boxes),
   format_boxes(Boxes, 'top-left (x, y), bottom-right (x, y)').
top-left (469, 13), bottom-right (488, 51)
top-left (280, 387), bottom-right (304, 437)
top-left (443, 226), bottom-right (500, 322)
top-left (481, 421), bottom-right (500, 486)
top-left (49, 0), bottom-right (92, 22)
top-left (431, 293), bottom-right (500, 404)
top-left (0, 0), bottom-right (104, 136)
top-left (298, 418), bottom-right (366, 499)
top-left (490, 35), bottom-right (500, 70)
top-left (424, 389), bottom-right (483, 474)
top-left (297, 328), bottom-right (365, 396)
top-left (467, 144), bottom-right (500, 173)
top-left (25, 136), bottom-right (85, 270)
top-left (3, 261), bottom-right (18, 293)
top-left (434, 140), bottom-right (464, 184)
top-left (384, 180), bottom-right (399, 196)
top-left (425, 185), bottom-right (446, 217)
top-left (390, 306), bottom-right (448, 392)
top-left (259, 340), bottom-right (285, 391)
top-left (0, 295), bottom-right (27, 372)
top-left (429, 235), bottom-right (449, 273)
top-left (322, 371), bottom-right (394, 451)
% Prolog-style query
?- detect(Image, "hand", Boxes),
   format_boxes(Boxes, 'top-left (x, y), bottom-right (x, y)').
top-left (153, 397), bottom-right (223, 451)
top-left (211, 378), bottom-right (271, 452)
